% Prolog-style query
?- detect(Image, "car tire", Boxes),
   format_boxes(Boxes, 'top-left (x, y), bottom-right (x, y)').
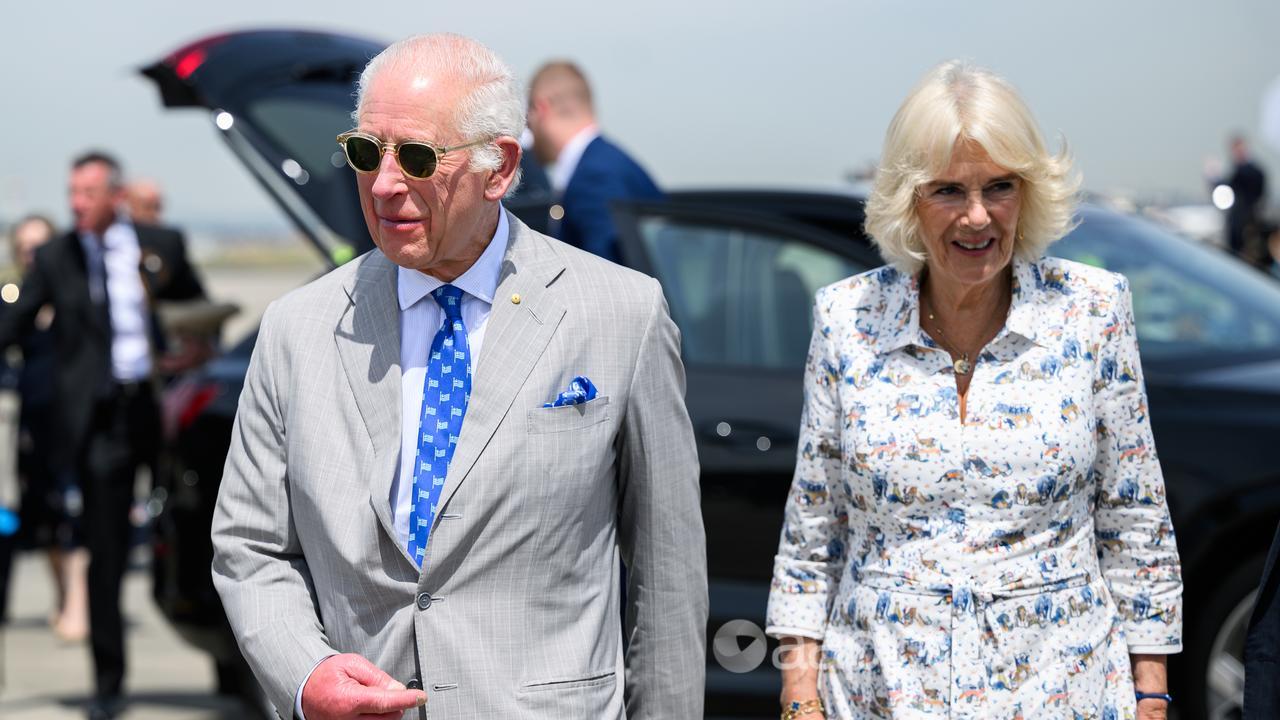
top-left (1181, 553), bottom-right (1265, 720)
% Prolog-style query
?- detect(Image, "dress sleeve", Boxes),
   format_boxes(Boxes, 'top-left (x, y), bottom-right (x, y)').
top-left (766, 295), bottom-right (850, 641)
top-left (1091, 277), bottom-right (1183, 653)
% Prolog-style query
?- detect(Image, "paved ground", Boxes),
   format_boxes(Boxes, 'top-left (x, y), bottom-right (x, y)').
top-left (0, 552), bottom-right (250, 719)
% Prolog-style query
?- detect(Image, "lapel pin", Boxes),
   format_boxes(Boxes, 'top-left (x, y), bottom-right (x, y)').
top-left (511, 293), bottom-right (522, 305)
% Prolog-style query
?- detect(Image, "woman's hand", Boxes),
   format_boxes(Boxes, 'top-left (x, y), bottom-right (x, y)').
top-left (1132, 653), bottom-right (1169, 720)
top-left (779, 636), bottom-right (826, 718)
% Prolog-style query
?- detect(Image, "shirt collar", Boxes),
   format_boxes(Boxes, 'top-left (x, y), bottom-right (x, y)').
top-left (549, 124), bottom-right (600, 193)
top-left (875, 256), bottom-right (1048, 356)
top-left (397, 206), bottom-right (509, 311)
top-left (80, 219), bottom-right (134, 251)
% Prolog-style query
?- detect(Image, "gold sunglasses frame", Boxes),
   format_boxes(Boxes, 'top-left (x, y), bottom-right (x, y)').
top-left (335, 131), bottom-right (492, 179)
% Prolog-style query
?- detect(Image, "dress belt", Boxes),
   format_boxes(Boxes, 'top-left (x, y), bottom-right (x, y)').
top-left (855, 569), bottom-right (1097, 660)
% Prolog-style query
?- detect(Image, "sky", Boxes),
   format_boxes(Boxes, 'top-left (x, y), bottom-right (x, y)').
top-left (1, 0), bottom-right (1277, 234)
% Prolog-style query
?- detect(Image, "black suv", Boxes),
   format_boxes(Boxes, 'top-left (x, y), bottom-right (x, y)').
top-left (142, 29), bottom-right (1280, 720)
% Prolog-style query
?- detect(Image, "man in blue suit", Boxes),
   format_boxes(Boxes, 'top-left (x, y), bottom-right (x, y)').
top-left (526, 61), bottom-right (663, 263)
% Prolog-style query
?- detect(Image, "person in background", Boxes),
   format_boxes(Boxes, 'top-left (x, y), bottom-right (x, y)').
top-left (767, 61), bottom-right (1181, 720)
top-left (1263, 223), bottom-right (1280, 280)
top-left (1223, 135), bottom-right (1268, 263)
top-left (0, 153), bottom-right (206, 720)
top-left (125, 180), bottom-right (164, 226)
top-left (525, 60), bottom-right (663, 263)
top-left (3, 215), bottom-right (91, 643)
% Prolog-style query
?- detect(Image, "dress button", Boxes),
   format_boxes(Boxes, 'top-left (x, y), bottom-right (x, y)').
top-left (406, 677), bottom-right (422, 690)
top-left (416, 592), bottom-right (433, 610)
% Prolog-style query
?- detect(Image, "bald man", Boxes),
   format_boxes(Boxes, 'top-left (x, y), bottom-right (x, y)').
top-left (125, 180), bottom-right (163, 226)
top-left (526, 61), bottom-right (663, 263)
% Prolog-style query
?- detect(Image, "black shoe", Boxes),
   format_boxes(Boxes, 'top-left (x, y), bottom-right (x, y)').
top-left (86, 696), bottom-right (123, 720)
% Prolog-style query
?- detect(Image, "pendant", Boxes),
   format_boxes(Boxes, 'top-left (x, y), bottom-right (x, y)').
top-left (953, 355), bottom-right (973, 375)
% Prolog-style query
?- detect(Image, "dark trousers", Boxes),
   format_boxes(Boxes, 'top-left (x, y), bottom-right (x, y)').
top-left (81, 382), bottom-right (158, 700)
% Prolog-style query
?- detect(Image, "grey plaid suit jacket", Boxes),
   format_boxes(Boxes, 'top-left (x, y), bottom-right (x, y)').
top-left (211, 212), bottom-right (708, 719)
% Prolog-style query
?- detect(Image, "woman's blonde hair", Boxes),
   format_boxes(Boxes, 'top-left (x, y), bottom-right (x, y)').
top-left (864, 60), bottom-right (1080, 274)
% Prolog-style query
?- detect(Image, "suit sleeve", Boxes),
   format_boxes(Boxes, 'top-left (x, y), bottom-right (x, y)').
top-left (1091, 278), bottom-right (1183, 653)
top-left (0, 248), bottom-right (52, 351)
top-left (562, 168), bottom-right (632, 263)
top-left (210, 301), bottom-right (334, 717)
top-left (158, 228), bottom-right (207, 300)
top-left (617, 277), bottom-right (707, 720)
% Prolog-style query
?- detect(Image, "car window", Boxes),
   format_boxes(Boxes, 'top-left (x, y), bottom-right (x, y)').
top-left (637, 216), bottom-right (865, 369)
top-left (245, 95), bottom-right (351, 184)
top-left (236, 84), bottom-right (371, 258)
top-left (1054, 210), bottom-right (1280, 361)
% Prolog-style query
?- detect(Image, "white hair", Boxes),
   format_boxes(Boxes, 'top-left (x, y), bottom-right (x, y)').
top-left (354, 33), bottom-right (524, 190)
top-left (864, 60), bottom-right (1080, 274)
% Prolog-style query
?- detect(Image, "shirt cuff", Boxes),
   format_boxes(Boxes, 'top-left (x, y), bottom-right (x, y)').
top-left (765, 625), bottom-right (826, 642)
top-left (295, 654), bottom-right (337, 720)
top-left (1127, 644), bottom-right (1183, 654)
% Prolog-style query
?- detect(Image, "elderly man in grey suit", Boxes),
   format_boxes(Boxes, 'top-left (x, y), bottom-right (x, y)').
top-left (211, 33), bottom-right (707, 720)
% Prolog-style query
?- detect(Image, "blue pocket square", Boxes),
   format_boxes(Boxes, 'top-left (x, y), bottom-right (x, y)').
top-left (544, 376), bottom-right (598, 408)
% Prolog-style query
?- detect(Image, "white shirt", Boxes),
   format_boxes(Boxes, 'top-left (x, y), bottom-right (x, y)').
top-left (548, 124), bottom-right (599, 194)
top-left (295, 209), bottom-right (509, 719)
top-left (80, 221), bottom-right (152, 381)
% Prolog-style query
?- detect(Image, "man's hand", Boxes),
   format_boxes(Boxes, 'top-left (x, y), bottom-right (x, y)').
top-left (300, 654), bottom-right (427, 720)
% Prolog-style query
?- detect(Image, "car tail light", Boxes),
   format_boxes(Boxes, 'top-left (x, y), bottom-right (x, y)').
top-left (179, 384), bottom-right (221, 431)
top-left (174, 48), bottom-right (207, 80)
top-left (162, 380), bottom-right (222, 439)
top-left (162, 33), bottom-right (231, 80)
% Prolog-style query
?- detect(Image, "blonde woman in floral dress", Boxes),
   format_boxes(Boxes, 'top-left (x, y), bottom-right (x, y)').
top-left (766, 61), bottom-right (1182, 720)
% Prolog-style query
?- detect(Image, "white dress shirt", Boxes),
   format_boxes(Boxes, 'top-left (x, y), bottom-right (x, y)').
top-left (548, 124), bottom-right (599, 194)
top-left (295, 209), bottom-right (508, 719)
top-left (80, 221), bottom-right (152, 382)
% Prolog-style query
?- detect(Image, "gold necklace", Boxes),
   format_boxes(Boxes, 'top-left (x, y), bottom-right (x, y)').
top-left (921, 298), bottom-right (973, 376)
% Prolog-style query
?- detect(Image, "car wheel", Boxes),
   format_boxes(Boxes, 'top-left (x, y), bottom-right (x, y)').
top-left (1183, 554), bottom-right (1264, 720)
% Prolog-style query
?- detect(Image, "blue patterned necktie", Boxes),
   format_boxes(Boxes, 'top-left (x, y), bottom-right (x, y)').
top-left (406, 284), bottom-right (471, 567)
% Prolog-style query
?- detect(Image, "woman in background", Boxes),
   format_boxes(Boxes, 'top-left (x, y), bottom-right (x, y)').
top-left (7, 214), bottom-right (89, 642)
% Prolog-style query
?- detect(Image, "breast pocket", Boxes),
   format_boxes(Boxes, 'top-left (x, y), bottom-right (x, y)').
top-left (527, 396), bottom-right (610, 434)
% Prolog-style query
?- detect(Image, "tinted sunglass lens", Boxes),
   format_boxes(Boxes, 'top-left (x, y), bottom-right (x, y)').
top-left (344, 136), bottom-right (382, 172)
top-left (397, 143), bottom-right (439, 178)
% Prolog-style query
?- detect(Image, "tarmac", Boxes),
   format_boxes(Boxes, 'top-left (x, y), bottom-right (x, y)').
top-left (0, 551), bottom-right (250, 720)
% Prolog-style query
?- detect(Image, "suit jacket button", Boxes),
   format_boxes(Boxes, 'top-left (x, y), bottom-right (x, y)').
top-left (406, 678), bottom-right (422, 690)
top-left (416, 592), bottom-right (433, 610)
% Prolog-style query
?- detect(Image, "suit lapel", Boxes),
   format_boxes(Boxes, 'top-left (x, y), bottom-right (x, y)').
top-left (334, 252), bottom-right (405, 553)
top-left (437, 213), bottom-right (567, 512)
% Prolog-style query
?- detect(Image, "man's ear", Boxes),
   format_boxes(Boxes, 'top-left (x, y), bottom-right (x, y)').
top-left (484, 137), bottom-right (522, 201)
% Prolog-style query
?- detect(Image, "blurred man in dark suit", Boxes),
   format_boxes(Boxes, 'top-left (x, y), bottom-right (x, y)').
top-left (1225, 135), bottom-right (1268, 262)
top-left (526, 61), bottom-right (663, 263)
top-left (0, 151), bottom-right (205, 719)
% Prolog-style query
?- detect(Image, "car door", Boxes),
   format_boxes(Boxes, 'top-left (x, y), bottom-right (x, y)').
top-left (613, 200), bottom-right (872, 712)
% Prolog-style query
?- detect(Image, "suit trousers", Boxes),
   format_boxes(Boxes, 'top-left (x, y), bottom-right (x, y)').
top-left (81, 382), bottom-right (157, 700)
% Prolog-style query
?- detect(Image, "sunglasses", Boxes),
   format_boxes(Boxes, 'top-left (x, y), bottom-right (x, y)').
top-left (335, 131), bottom-right (492, 179)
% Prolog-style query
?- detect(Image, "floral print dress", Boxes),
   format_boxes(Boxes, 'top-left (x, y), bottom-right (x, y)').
top-left (766, 257), bottom-right (1182, 719)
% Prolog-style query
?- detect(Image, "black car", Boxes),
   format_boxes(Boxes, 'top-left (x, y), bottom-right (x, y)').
top-left (142, 29), bottom-right (1280, 720)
